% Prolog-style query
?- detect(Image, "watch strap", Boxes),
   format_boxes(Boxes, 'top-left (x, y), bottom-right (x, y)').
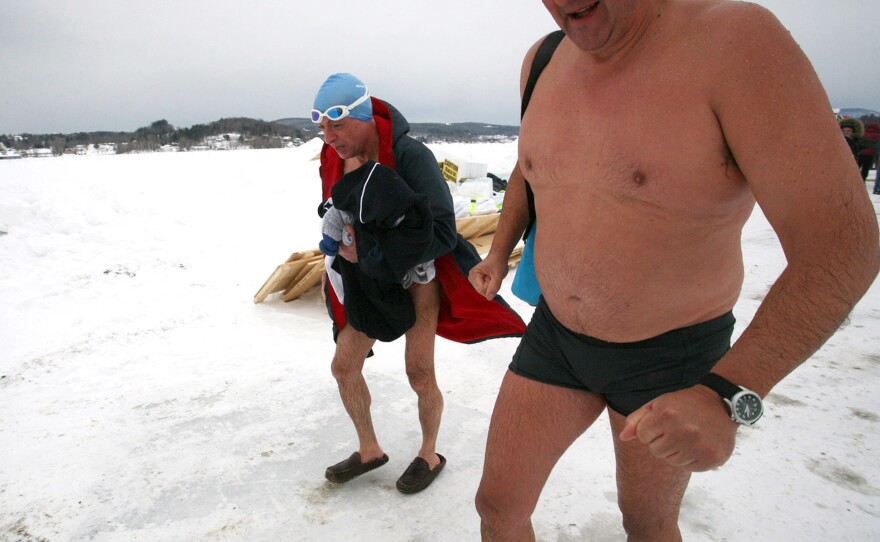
top-left (699, 372), bottom-right (742, 400)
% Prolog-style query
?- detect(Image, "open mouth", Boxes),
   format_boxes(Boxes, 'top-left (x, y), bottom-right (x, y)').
top-left (570, 1), bottom-right (599, 20)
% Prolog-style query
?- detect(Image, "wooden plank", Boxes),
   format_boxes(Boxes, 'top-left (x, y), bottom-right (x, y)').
top-left (456, 213), bottom-right (499, 239)
top-left (254, 251), bottom-right (322, 303)
top-left (508, 245), bottom-right (523, 267)
top-left (289, 256), bottom-right (320, 285)
top-left (282, 259), bottom-right (325, 301)
top-left (286, 249), bottom-right (321, 263)
top-left (468, 217), bottom-right (501, 239)
top-left (456, 214), bottom-right (492, 238)
top-left (254, 261), bottom-right (306, 303)
top-left (469, 233), bottom-right (495, 255)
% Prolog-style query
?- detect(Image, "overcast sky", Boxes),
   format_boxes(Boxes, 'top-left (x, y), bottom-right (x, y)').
top-left (2, 0), bottom-right (878, 134)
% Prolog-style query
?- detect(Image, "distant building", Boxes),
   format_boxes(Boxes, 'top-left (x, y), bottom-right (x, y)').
top-left (22, 148), bottom-right (53, 158)
top-left (204, 133), bottom-right (244, 150)
top-left (0, 142), bottom-right (23, 159)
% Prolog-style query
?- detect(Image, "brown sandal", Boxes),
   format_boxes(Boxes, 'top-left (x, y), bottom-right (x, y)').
top-left (325, 452), bottom-right (389, 483)
top-left (396, 454), bottom-right (446, 494)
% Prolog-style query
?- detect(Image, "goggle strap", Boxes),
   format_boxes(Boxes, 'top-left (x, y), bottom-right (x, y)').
top-left (310, 87), bottom-right (370, 124)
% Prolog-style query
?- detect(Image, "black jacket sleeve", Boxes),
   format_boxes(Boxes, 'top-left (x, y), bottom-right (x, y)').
top-left (393, 136), bottom-right (458, 261)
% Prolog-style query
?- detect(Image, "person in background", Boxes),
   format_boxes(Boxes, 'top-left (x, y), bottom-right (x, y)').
top-left (468, 1), bottom-right (879, 540)
top-left (861, 122), bottom-right (880, 192)
top-left (310, 73), bottom-right (525, 495)
top-left (841, 123), bottom-right (859, 158)
top-left (839, 117), bottom-right (875, 178)
top-left (874, 135), bottom-right (880, 195)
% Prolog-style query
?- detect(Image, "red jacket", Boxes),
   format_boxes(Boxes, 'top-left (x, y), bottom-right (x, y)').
top-left (861, 123), bottom-right (880, 157)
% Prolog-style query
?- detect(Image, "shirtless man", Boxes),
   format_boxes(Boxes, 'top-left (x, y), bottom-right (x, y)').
top-left (469, 1), bottom-right (880, 540)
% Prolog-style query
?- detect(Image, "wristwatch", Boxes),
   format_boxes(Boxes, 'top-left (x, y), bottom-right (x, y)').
top-left (699, 373), bottom-right (764, 426)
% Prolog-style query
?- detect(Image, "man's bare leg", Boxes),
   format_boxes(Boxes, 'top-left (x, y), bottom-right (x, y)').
top-left (476, 371), bottom-right (607, 541)
top-left (330, 323), bottom-right (383, 461)
top-left (609, 410), bottom-right (692, 542)
top-left (404, 280), bottom-right (443, 468)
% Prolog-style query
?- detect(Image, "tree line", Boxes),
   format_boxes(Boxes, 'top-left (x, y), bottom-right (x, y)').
top-left (6, 113), bottom-right (879, 156)
top-left (1, 118), bottom-right (308, 155)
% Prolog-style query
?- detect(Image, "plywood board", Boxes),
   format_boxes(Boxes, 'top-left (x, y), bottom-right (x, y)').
top-left (456, 213), bottom-right (499, 239)
top-left (508, 245), bottom-right (524, 267)
top-left (282, 259), bottom-right (325, 301)
top-left (469, 233), bottom-right (495, 255)
top-left (254, 252), bottom-right (322, 303)
top-left (286, 250), bottom-right (321, 263)
top-left (254, 261), bottom-right (304, 303)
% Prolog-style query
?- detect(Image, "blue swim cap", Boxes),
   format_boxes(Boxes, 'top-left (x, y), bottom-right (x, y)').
top-left (313, 73), bottom-right (373, 122)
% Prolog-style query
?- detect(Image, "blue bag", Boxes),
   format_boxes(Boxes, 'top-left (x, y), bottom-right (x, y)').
top-left (511, 219), bottom-right (541, 306)
top-left (509, 31), bottom-right (563, 307)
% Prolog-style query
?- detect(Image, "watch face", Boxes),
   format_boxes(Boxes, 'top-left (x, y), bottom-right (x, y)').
top-left (734, 392), bottom-right (763, 424)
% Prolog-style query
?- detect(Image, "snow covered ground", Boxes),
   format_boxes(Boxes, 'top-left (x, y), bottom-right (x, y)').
top-left (1, 142), bottom-right (878, 541)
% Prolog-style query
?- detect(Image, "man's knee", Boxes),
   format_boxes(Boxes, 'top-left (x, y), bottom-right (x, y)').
top-left (619, 514), bottom-right (681, 541)
top-left (330, 355), bottom-right (362, 384)
top-left (618, 495), bottom-right (682, 540)
top-left (475, 483), bottom-right (531, 537)
top-left (404, 361), bottom-right (437, 394)
top-left (475, 485), bottom-right (502, 530)
top-left (330, 327), bottom-right (372, 383)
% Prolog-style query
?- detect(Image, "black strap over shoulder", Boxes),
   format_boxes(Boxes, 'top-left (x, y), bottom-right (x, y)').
top-left (521, 30), bottom-right (565, 119)
top-left (521, 30), bottom-right (564, 237)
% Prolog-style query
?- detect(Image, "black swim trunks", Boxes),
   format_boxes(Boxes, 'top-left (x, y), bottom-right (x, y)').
top-left (509, 297), bottom-right (735, 415)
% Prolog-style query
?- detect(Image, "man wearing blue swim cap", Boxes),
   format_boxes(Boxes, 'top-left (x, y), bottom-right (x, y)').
top-left (310, 73), bottom-right (377, 164)
top-left (308, 73), bottom-right (526, 495)
top-left (313, 72), bottom-right (374, 124)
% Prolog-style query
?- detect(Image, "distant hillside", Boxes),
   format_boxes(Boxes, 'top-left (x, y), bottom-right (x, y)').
top-left (1, 117), bottom-right (308, 154)
top-left (2, 117), bottom-right (520, 154)
top-left (274, 118), bottom-right (519, 143)
top-left (176, 117), bottom-right (303, 142)
top-left (840, 108), bottom-right (880, 118)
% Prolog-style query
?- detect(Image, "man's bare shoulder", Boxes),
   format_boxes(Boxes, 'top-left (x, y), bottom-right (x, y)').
top-left (685, 0), bottom-right (791, 54)
top-left (519, 31), bottom-right (564, 94)
top-left (675, 1), bottom-right (810, 107)
top-left (689, 0), bottom-right (778, 26)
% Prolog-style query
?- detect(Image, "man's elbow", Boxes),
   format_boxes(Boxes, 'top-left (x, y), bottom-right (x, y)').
top-left (865, 240), bottom-right (880, 285)
top-left (851, 222), bottom-right (880, 295)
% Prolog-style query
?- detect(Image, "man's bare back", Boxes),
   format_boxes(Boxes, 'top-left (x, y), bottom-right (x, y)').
top-left (520, 1), bottom-right (761, 341)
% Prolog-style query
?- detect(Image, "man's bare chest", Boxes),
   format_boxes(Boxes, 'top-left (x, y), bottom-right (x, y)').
top-left (519, 68), bottom-right (743, 213)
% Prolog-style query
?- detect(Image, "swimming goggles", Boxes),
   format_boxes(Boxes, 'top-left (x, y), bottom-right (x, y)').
top-left (310, 86), bottom-right (370, 123)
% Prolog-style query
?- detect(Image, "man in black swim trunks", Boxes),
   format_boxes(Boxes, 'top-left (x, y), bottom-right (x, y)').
top-left (468, 1), bottom-right (880, 540)
top-left (510, 301), bottom-right (736, 418)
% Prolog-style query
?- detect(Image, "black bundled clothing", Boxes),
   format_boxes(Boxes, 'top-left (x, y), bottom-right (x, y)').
top-left (331, 160), bottom-right (434, 283)
top-left (326, 160), bottom-right (434, 342)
